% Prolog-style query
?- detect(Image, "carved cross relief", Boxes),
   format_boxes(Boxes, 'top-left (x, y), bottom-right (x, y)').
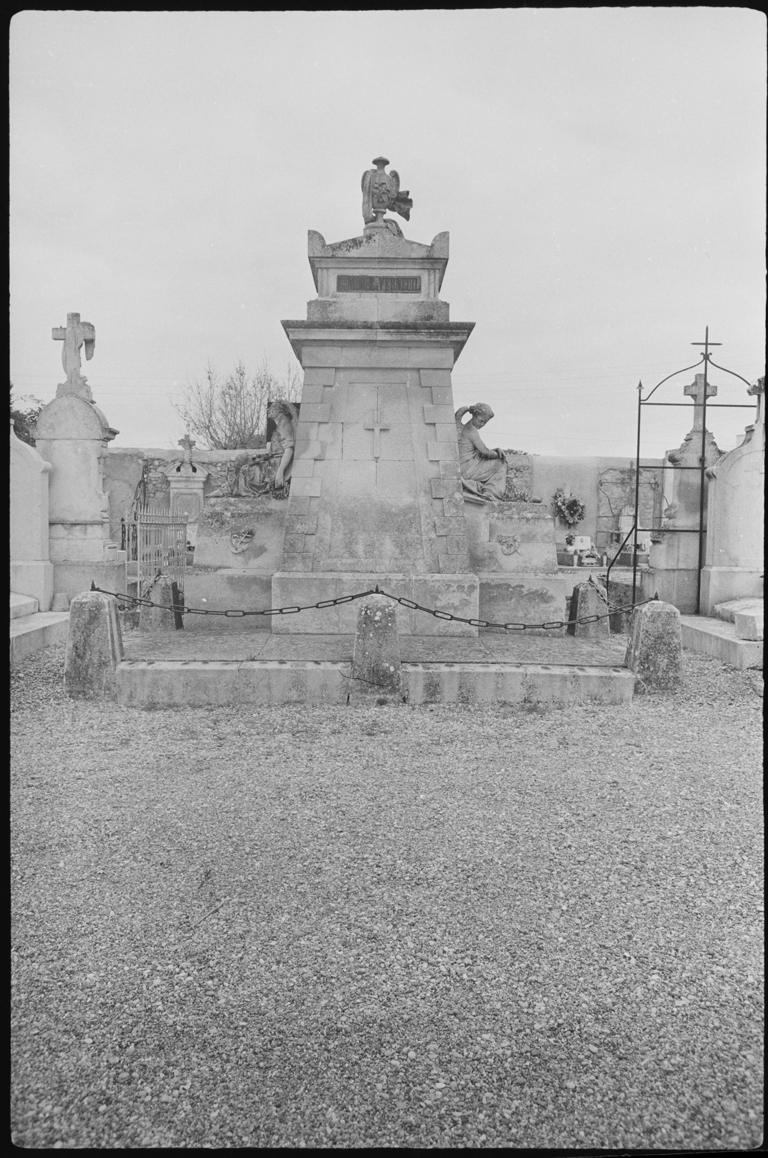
top-left (364, 391), bottom-right (390, 460)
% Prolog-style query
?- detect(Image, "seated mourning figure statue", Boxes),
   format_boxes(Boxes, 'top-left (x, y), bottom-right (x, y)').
top-left (455, 403), bottom-right (510, 502)
top-left (208, 399), bottom-right (298, 498)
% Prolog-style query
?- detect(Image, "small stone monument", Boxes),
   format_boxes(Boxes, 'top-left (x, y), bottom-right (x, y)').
top-left (165, 434), bottom-right (208, 547)
top-left (33, 313), bottom-right (127, 601)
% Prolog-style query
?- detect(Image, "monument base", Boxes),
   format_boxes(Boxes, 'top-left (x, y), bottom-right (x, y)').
top-left (700, 566), bottom-right (764, 616)
top-left (10, 560), bottom-right (54, 613)
top-left (53, 560), bottom-right (128, 602)
top-left (183, 568), bottom-right (273, 619)
top-left (645, 568), bottom-right (700, 614)
top-left (478, 574), bottom-right (567, 634)
top-left (271, 572), bottom-right (479, 635)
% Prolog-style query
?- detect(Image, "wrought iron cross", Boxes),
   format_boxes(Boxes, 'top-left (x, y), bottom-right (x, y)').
top-left (365, 402), bottom-right (390, 460)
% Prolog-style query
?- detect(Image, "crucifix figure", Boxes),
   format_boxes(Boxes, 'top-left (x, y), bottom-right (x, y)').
top-left (52, 312), bottom-right (96, 391)
top-left (365, 400), bottom-right (390, 461)
top-left (684, 373), bottom-right (717, 431)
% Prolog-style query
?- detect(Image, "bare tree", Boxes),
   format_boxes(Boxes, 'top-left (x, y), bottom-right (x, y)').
top-left (173, 358), bottom-right (302, 449)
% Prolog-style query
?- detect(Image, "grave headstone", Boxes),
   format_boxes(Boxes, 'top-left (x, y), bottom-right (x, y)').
top-left (165, 434), bottom-right (208, 547)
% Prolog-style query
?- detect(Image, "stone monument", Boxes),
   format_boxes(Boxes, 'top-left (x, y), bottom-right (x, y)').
top-left (649, 372), bottom-right (722, 612)
top-left (273, 157), bottom-right (564, 634)
top-left (164, 434), bottom-right (209, 547)
top-left (700, 377), bottom-right (764, 612)
top-left (33, 313), bottom-right (127, 601)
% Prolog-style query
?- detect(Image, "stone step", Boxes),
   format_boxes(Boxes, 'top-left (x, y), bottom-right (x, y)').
top-left (714, 597), bottom-right (763, 623)
top-left (10, 592), bottom-right (38, 619)
top-left (679, 615), bottom-right (763, 671)
top-left (10, 611), bottom-right (70, 669)
top-left (115, 659), bottom-right (635, 707)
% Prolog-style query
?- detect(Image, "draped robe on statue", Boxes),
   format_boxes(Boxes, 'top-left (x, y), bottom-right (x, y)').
top-left (456, 417), bottom-right (508, 501)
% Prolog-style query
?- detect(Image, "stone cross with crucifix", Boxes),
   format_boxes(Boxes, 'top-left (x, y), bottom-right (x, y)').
top-left (365, 402), bottom-right (390, 460)
top-left (52, 312), bottom-right (96, 398)
top-left (178, 433), bottom-right (196, 463)
top-left (683, 372), bottom-right (717, 431)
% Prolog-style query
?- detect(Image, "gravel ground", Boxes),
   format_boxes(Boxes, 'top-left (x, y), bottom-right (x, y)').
top-left (11, 639), bottom-right (764, 1149)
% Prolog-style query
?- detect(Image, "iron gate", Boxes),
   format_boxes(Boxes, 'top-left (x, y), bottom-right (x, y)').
top-left (132, 508), bottom-right (188, 605)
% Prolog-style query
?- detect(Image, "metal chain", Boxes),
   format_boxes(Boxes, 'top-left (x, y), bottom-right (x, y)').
top-left (140, 570), bottom-right (163, 600)
top-left (89, 581), bottom-right (656, 632)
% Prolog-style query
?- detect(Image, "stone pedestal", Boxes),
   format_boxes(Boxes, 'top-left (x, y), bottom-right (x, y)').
top-left (165, 458), bottom-right (209, 547)
top-left (34, 386), bottom-right (126, 601)
top-left (10, 419), bottom-right (54, 611)
top-left (188, 495), bottom-right (288, 615)
top-left (463, 501), bottom-right (566, 631)
top-left (275, 223), bottom-right (478, 635)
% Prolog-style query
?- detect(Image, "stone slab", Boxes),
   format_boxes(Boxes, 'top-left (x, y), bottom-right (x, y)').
top-left (10, 593), bottom-right (38, 619)
top-left (713, 597), bottom-right (764, 624)
top-left (10, 560), bottom-right (54, 613)
top-left (680, 615), bottom-right (763, 670)
top-left (733, 609), bottom-right (763, 641)
top-left (193, 497), bottom-right (287, 570)
top-left (115, 657), bottom-right (634, 707)
top-left (464, 502), bottom-right (559, 574)
top-left (9, 611), bottom-right (70, 669)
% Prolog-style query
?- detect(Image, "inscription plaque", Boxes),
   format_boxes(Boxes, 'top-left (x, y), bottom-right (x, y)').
top-left (337, 275), bottom-right (421, 294)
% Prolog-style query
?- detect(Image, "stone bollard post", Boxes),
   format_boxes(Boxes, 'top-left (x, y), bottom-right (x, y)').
top-left (567, 580), bottom-right (610, 640)
top-left (64, 591), bottom-right (124, 698)
top-left (139, 575), bottom-right (176, 632)
top-left (625, 600), bottom-right (683, 691)
top-left (350, 594), bottom-right (402, 702)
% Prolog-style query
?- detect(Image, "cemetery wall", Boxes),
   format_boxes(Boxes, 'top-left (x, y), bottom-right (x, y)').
top-left (530, 455), bottom-right (664, 549)
top-left (104, 448), bottom-right (254, 543)
top-left (103, 446), bottom-right (664, 551)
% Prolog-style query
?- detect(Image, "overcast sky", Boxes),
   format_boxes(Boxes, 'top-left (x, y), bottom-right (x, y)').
top-left (10, 9), bottom-right (766, 457)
